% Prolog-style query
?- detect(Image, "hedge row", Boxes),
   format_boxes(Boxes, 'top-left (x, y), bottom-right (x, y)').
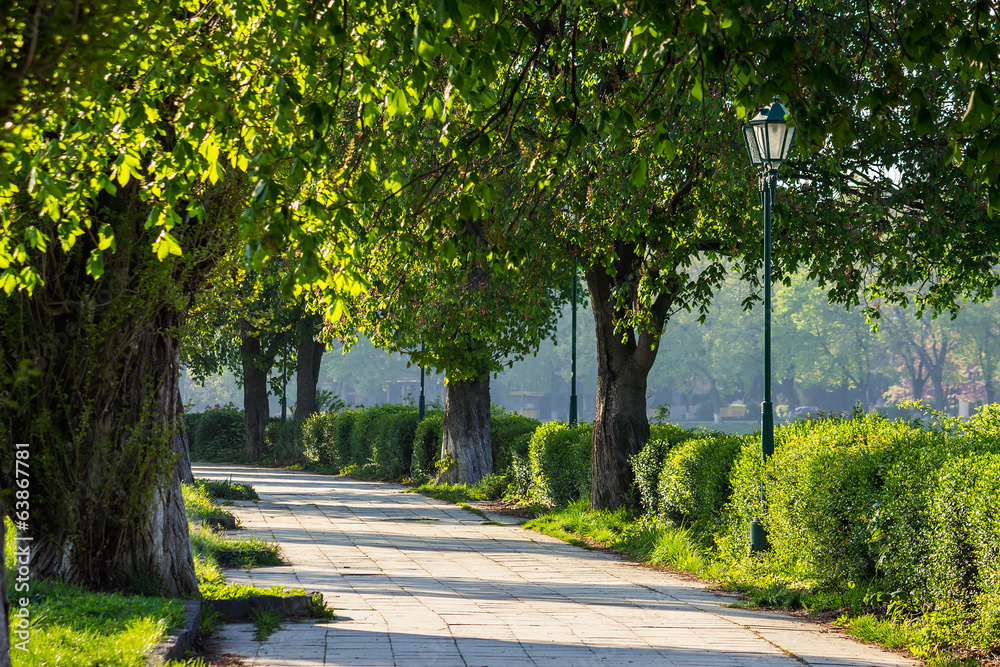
top-left (295, 405), bottom-right (542, 481)
top-left (633, 408), bottom-right (1000, 651)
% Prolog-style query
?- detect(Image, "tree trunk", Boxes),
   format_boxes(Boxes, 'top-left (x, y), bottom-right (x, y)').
top-left (986, 379), bottom-right (995, 405)
top-left (930, 367), bottom-right (947, 411)
top-left (240, 320), bottom-right (274, 461)
top-left (437, 375), bottom-right (492, 485)
top-left (0, 497), bottom-right (10, 667)
top-left (12, 301), bottom-right (198, 596)
top-left (781, 365), bottom-right (797, 407)
top-left (709, 380), bottom-right (721, 422)
top-left (0, 148), bottom-right (240, 599)
top-left (587, 261), bottom-right (668, 511)
top-left (293, 317), bottom-right (324, 421)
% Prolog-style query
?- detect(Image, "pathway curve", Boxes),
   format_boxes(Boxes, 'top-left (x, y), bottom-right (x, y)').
top-left (196, 464), bottom-right (918, 667)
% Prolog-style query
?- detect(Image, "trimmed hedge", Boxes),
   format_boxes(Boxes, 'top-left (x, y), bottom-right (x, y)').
top-left (301, 412), bottom-right (336, 466)
top-left (633, 423), bottom-right (700, 516)
top-left (657, 432), bottom-right (748, 532)
top-left (411, 413), bottom-right (443, 479)
top-left (189, 404), bottom-right (244, 462)
top-left (713, 409), bottom-right (1000, 651)
top-left (349, 404), bottom-right (412, 476)
top-left (491, 412), bottom-right (542, 473)
top-left (369, 409), bottom-right (420, 479)
top-left (264, 418), bottom-right (304, 464)
top-left (528, 422), bottom-right (592, 506)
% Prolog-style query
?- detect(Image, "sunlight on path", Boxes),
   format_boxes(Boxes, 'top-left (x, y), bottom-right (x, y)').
top-left (195, 464), bottom-right (917, 667)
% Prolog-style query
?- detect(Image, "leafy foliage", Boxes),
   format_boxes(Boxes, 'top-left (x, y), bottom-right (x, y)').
top-left (189, 404), bottom-right (245, 462)
top-left (411, 413), bottom-right (444, 480)
top-left (528, 422), bottom-right (592, 506)
top-left (490, 411), bottom-right (541, 474)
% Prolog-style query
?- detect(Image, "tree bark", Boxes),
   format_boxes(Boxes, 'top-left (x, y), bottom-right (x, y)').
top-left (9, 294), bottom-right (199, 595)
top-left (587, 256), bottom-right (673, 511)
top-left (930, 367), bottom-right (947, 411)
top-left (293, 316), bottom-right (324, 421)
top-left (437, 375), bottom-right (493, 485)
top-left (240, 320), bottom-right (272, 461)
top-left (0, 497), bottom-right (10, 667)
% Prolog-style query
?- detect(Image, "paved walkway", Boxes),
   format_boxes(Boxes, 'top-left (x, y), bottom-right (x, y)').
top-left (195, 464), bottom-right (919, 667)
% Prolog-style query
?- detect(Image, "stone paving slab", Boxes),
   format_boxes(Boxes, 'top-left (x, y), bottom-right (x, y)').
top-left (195, 464), bottom-right (920, 667)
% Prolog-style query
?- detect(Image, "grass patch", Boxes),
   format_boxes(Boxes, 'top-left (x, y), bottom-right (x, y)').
top-left (182, 483), bottom-right (236, 521)
top-left (196, 478), bottom-right (259, 502)
top-left (408, 473), bottom-right (511, 504)
top-left (251, 607), bottom-right (283, 641)
top-left (5, 519), bottom-right (184, 667)
top-left (523, 499), bottom-right (708, 571)
top-left (190, 523), bottom-right (282, 568)
top-left (842, 614), bottom-right (920, 650)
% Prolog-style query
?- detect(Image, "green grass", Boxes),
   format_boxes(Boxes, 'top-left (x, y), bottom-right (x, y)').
top-left (196, 478), bottom-right (259, 502)
top-left (5, 519), bottom-right (184, 667)
top-left (408, 473), bottom-right (516, 504)
top-left (251, 607), bottom-right (284, 641)
top-left (524, 499), bottom-right (708, 571)
top-left (521, 501), bottom-right (991, 665)
top-left (182, 483), bottom-right (236, 520)
top-left (190, 523), bottom-right (283, 568)
top-left (842, 614), bottom-right (920, 650)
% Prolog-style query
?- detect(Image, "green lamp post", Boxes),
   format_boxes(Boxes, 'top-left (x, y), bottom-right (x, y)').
top-left (569, 258), bottom-right (578, 427)
top-left (742, 96), bottom-right (795, 553)
top-left (418, 343), bottom-right (426, 421)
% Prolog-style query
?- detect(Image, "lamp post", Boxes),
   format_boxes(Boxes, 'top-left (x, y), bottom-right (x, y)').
top-left (741, 96), bottom-right (795, 553)
top-left (418, 345), bottom-right (426, 421)
top-left (569, 258), bottom-right (578, 427)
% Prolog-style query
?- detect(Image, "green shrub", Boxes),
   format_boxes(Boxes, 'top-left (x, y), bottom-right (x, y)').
top-left (411, 413), bottom-right (443, 479)
top-left (369, 409), bottom-right (420, 479)
top-left (529, 422), bottom-right (592, 506)
top-left (329, 408), bottom-right (361, 467)
top-left (263, 418), bottom-right (303, 464)
top-left (344, 404), bottom-right (413, 475)
top-left (190, 404), bottom-right (245, 462)
top-left (301, 412), bottom-right (337, 466)
top-left (871, 411), bottom-right (1000, 598)
top-left (491, 411), bottom-right (542, 474)
top-left (657, 432), bottom-right (747, 534)
top-left (633, 423), bottom-right (700, 516)
top-left (926, 453), bottom-right (1000, 649)
top-left (506, 452), bottom-right (532, 500)
top-left (198, 478), bottom-right (259, 502)
top-left (184, 411), bottom-right (204, 442)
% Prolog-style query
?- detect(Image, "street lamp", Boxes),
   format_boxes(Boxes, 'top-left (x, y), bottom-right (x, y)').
top-left (569, 257), bottom-right (578, 427)
top-left (742, 96), bottom-right (795, 553)
top-left (418, 343), bottom-right (426, 421)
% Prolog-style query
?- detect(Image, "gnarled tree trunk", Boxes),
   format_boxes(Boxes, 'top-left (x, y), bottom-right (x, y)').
top-left (0, 498), bottom-right (10, 667)
top-left (438, 375), bottom-right (492, 485)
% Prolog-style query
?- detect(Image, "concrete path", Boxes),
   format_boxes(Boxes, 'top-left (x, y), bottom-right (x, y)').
top-left (195, 464), bottom-right (918, 667)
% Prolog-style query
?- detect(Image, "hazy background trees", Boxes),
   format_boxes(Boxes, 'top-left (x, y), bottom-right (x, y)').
top-left (182, 276), bottom-right (1000, 427)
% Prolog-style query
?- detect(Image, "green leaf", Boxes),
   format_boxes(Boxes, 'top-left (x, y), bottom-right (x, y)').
top-left (152, 230), bottom-right (183, 260)
top-left (86, 249), bottom-right (104, 278)
top-left (691, 78), bottom-right (703, 102)
top-left (631, 159), bottom-right (648, 187)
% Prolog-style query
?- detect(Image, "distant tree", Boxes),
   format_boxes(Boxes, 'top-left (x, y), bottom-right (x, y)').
top-left (955, 296), bottom-right (1000, 404)
top-left (883, 308), bottom-right (962, 410)
top-left (773, 279), bottom-right (893, 411)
